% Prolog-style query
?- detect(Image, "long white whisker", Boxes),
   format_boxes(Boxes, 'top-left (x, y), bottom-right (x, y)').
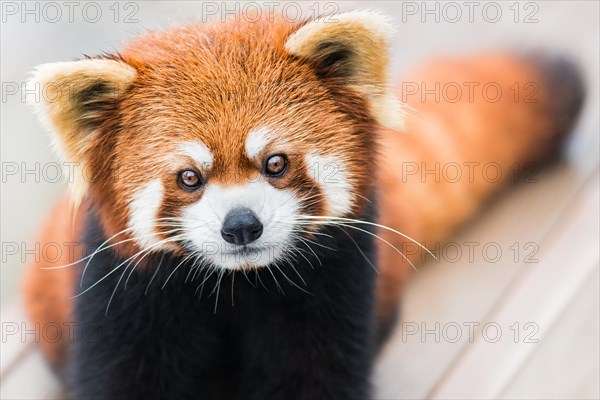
top-left (274, 263), bottom-right (313, 295)
top-left (41, 226), bottom-right (140, 270)
top-left (196, 265), bottom-right (218, 298)
top-left (266, 264), bottom-right (284, 294)
top-left (306, 221), bottom-right (418, 272)
top-left (145, 252), bottom-right (167, 295)
top-left (295, 236), bottom-right (323, 267)
top-left (105, 260), bottom-right (132, 316)
top-left (286, 239), bottom-right (317, 271)
top-left (78, 227), bottom-right (184, 286)
top-left (335, 226), bottom-right (379, 274)
top-left (296, 215), bottom-right (435, 260)
top-left (161, 252), bottom-right (195, 290)
top-left (74, 235), bottom-right (185, 298)
top-left (212, 269), bottom-right (226, 314)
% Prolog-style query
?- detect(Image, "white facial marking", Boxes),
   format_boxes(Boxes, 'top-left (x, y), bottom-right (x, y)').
top-left (129, 178), bottom-right (164, 248)
top-left (178, 141), bottom-right (213, 168)
top-left (245, 127), bottom-right (272, 159)
top-left (306, 152), bottom-right (352, 216)
top-left (182, 180), bottom-right (299, 269)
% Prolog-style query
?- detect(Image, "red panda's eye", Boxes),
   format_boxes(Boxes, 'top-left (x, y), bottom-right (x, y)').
top-left (178, 169), bottom-right (202, 191)
top-left (264, 154), bottom-right (287, 177)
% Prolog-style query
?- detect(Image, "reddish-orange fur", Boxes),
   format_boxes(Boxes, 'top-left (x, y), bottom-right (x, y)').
top-left (376, 54), bottom-right (575, 321)
top-left (83, 20), bottom-right (375, 259)
top-left (22, 197), bottom-right (86, 372)
top-left (23, 21), bottom-right (580, 372)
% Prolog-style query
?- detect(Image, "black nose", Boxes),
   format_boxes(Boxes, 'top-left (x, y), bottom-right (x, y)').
top-left (220, 208), bottom-right (263, 245)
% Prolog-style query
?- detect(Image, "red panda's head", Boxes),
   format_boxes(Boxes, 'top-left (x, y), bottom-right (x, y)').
top-left (30, 11), bottom-right (403, 270)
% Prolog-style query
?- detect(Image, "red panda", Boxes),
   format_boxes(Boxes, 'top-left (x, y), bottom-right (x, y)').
top-left (23, 11), bottom-right (583, 398)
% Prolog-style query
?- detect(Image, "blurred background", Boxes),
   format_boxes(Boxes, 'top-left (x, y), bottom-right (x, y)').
top-left (1, 1), bottom-right (598, 399)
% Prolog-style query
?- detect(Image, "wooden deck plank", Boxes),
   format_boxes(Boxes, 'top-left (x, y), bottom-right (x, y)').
top-left (1, 301), bottom-right (34, 378)
top-left (429, 172), bottom-right (599, 399)
top-left (500, 267), bottom-right (599, 399)
top-left (373, 165), bottom-right (598, 399)
top-left (0, 347), bottom-right (61, 400)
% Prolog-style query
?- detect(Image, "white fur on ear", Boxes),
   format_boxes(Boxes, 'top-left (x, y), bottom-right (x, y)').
top-left (285, 10), bottom-right (404, 131)
top-left (28, 58), bottom-right (137, 203)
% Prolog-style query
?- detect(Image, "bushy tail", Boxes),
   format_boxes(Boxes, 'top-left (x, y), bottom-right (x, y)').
top-left (375, 53), bottom-right (585, 336)
top-left (524, 53), bottom-right (586, 158)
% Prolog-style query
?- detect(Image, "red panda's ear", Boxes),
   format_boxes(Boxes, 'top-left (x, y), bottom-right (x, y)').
top-left (285, 10), bottom-right (404, 130)
top-left (29, 58), bottom-right (136, 203)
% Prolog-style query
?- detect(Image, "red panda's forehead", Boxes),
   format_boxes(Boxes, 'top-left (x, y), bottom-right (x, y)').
top-left (118, 63), bottom-right (339, 175)
top-left (116, 20), bottom-right (364, 177)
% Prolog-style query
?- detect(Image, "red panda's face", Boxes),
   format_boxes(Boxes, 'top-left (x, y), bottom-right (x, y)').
top-left (114, 58), bottom-right (365, 269)
top-left (31, 12), bottom-right (403, 270)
